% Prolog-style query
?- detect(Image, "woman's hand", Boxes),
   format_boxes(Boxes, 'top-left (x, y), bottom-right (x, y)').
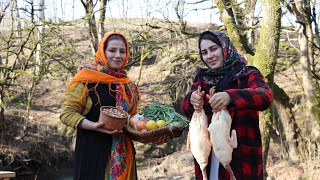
top-left (190, 90), bottom-right (205, 111)
top-left (80, 119), bottom-right (122, 135)
top-left (153, 135), bottom-right (171, 145)
top-left (206, 92), bottom-right (231, 112)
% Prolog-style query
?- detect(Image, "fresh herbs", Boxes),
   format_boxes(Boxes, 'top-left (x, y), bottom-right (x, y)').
top-left (141, 102), bottom-right (189, 127)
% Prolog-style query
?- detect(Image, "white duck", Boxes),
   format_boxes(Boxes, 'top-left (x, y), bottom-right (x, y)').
top-left (187, 86), bottom-right (212, 180)
top-left (207, 88), bottom-right (238, 180)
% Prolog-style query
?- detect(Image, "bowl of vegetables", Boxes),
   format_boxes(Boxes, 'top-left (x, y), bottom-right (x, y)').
top-left (99, 106), bottom-right (129, 130)
top-left (124, 102), bottom-right (189, 143)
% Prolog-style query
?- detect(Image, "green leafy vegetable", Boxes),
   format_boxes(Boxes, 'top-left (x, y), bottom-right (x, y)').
top-left (141, 102), bottom-right (189, 127)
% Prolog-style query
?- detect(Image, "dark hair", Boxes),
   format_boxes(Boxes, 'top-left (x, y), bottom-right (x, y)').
top-left (105, 34), bottom-right (126, 49)
top-left (198, 31), bottom-right (222, 49)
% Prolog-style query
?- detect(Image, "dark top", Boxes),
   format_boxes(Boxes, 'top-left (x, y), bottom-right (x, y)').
top-left (74, 83), bottom-right (116, 180)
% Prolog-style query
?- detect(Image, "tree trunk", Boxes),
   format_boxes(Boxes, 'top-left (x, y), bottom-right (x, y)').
top-left (136, 47), bottom-right (149, 86)
top-left (252, 0), bottom-right (281, 178)
top-left (304, 1), bottom-right (316, 72)
top-left (305, 22), bottom-right (320, 124)
top-left (273, 99), bottom-right (299, 160)
top-left (312, 0), bottom-right (320, 46)
top-left (244, 0), bottom-right (257, 48)
top-left (36, 0), bottom-right (45, 75)
top-left (253, 1), bottom-right (281, 77)
top-left (13, 0), bottom-right (21, 38)
top-left (214, 0), bottom-right (254, 55)
top-left (260, 106), bottom-right (273, 179)
top-left (0, 87), bottom-right (5, 126)
top-left (298, 24), bottom-right (318, 121)
top-left (98, 0), bottom-right (107, 41)
top-left (60, 0), bottom-right (65, 20)
top-left (81, 0), bottom-right (99, 54)
top-left (73, 0), bottom-right (75, 20)
top-left (53, 0), bottom-right (57, 22)
top-left (0, 88), bottom-right (5, 144)
top-left (272, 83), bottom-right (300, 156)
top-left (294, 0), bottom-right (320, 127)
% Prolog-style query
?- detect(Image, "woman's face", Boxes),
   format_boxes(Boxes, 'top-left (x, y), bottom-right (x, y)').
top-left (200, 39), bottom-right (224, 70)
top-left (105, 39), bottom-right (126, 70)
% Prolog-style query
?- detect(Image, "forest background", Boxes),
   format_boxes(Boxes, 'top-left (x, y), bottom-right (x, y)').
top-left (0, 0), bottom-right (320, 179)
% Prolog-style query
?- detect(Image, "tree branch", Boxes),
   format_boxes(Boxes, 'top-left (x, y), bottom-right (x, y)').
top-left (0, 0), bottom-right (10, 23)
top-left (186, 0), bottom-right (210, 5)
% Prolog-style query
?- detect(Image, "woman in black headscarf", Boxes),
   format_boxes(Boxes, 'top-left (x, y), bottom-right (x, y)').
top-left (181, 31), bottom-right (272, 180)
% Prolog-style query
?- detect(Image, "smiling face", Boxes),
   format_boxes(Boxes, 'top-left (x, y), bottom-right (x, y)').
top-left (105, 39), bottom-right (126, 70)
top-left (200, 39), bottom-right (224, 70)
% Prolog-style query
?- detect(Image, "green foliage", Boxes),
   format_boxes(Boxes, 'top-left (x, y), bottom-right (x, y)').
top-left (13, 69), bottom-right (35, 77)
top-left (141, 102), bottom-right (189, 127)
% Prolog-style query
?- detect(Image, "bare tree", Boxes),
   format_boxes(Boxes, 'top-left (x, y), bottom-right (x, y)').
top-left (213, 0), bottom-right (254, 55)
top-left (35, 0), bottom-right (44, 75)
top-left (244, 0), bottom-right (257, 47)
top-left (312, 0), bottom-right (320, 46)
top-left (0, 0), bottom-right (11, 23)
top-left (80, 0), bottom-right (99, 54)
top-left (72, 0), bottom-right (75, 20)
top-left (174, 0), bottom-right (187, 32)
top-left (251, 1), bottom-right (283, 178)
top-left (281, 0), bottom-right (320, 128)
top-left (98, 0), bottom-right (108, 41)
top-left (12, 0), bottom-right (21, 41)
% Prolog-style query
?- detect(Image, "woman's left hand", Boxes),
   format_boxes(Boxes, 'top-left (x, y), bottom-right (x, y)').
top-left (206, 92), bottom-right (231, 112)
top-left (153, 135), bottom-right (171, 145)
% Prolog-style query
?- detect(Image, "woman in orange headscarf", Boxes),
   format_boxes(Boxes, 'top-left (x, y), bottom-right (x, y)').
top-left (60, 32), bottom-right (140, 180)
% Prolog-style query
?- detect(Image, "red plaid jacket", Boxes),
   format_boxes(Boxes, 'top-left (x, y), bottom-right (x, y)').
top-left (181, 67), bottom-right (272, 180)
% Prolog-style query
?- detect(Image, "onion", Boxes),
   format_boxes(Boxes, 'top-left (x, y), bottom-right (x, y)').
top-left (129, 114), bottom-right (145, 130)
top-left (136, 121), bottom-right (147, 131)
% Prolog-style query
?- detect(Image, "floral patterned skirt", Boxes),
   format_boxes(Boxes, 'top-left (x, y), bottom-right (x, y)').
top-left (74, 130), bottom-right (137, 180)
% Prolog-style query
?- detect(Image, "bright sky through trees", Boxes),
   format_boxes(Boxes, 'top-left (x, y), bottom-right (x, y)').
top-left (17, 0), bottom-right (221, 24)
top-left (15, 0), bottom-right (302, 26)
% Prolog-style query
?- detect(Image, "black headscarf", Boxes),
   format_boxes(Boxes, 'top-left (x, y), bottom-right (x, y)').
top-left (197, 31), bottom-right (248, 92)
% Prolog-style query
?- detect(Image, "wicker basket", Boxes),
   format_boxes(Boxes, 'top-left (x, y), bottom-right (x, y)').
top-left (124, 123), bottom-right (185, 143)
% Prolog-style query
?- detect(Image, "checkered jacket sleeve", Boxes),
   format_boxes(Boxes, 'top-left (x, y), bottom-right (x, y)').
top-left (225, 70), bottom-right (272, 111)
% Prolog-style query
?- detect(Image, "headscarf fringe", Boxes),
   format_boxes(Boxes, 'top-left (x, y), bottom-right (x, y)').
top-left (67, 81), bottom-right (135, 109)
top-left (66, 81), bottom-right (89, 105)
top-left (93, 83), bottom-right (102, 106)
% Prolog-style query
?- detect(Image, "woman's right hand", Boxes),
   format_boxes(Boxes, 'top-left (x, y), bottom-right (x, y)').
top-left (80, 119), bottom-right (122, 135)
top-left (190, 90), bottom-right (205, 111)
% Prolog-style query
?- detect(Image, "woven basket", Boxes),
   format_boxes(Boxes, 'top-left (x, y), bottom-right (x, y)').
top-left (124, 123), bottom-right (185, 143)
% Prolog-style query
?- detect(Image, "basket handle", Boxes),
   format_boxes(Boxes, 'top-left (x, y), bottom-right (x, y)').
top-left (126, 114), bottom-right (131, 125)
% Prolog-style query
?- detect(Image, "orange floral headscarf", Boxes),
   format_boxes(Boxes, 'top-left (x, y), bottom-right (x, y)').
top-left (68, 32), bottom-right (130, 86)
top-left (95, 32), bottom-right (129, 70)
top-left (66, 32), bottom-right (139, 115)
